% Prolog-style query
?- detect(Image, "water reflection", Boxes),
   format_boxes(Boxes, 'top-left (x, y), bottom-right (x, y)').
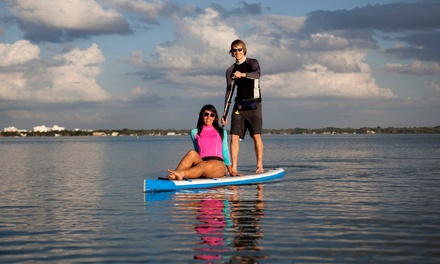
top-left (228, 185), bottom-right (267, 263)
top-left (145, 185), bottom-right (267, 262)
top-left (193, 195), bottom-right (229, 261)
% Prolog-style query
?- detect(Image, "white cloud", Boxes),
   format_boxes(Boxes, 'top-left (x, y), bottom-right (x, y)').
top-left (380, 61), bottom-right (440, 75)
top-left (1, 1), bottom-right (439, 130)
top-left (9, 0), bottom-right (124, 30)
top-left (5, 110), bottom-right (50, 121)
top-left (105, 0), bottom-right (163, 23)
top-left (305, 33), bottom-right (350, 50)
top-left (424, 81), bottom-right (440, 104)
top-left (46, 44), bottom-right (109, 102)
top-left (0, 41), bottom-right (109, 102)
top-left (62, 112), bottom-right (113, 125)
top-left (429, 82), bottom-right (440, 94)
top-left (181, 8), bottom-right (235, 51)
top-left (264, 63), bottom-right (394, 99)
top-left (0, 40), bottom-right (40, 66)
top-left (119, 7), bottom-right (239, 97)
top-left (122, 7), bottom-right (395, 102)
top-left (250, 14), bottom-right (304, 36)
top-left (121, 86), bottom-right (160, 103)
top-left (312, 50), bottom-right (372, 73)
top-left (149, 8), bottom-right (235, 72)
top-left (122, 8), bottom-right (235, 74)
top-left (120, 50), bottom-right (145, 68)
top-left (230, 13), bottom-right (393, 100)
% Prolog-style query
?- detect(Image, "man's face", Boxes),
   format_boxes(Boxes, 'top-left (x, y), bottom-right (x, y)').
top-left (232, 45), bottom-right (245, 61)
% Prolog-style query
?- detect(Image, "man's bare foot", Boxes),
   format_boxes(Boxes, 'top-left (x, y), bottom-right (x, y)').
top-left (167, 169), bottom-right (184, 180)
top-left (256, 167), bottom-right (264, 174)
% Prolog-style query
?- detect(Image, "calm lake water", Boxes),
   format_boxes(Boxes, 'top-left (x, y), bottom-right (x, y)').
top-left (1, 134), bottom-right (439, 263)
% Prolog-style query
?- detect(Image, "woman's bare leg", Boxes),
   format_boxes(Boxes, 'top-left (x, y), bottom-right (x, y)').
top-left (167, 150), bottom-right (202, 180)
top-left (174, 150), bottom-right (203, 170)
top-left (168, 160), bottom-right (226, 180)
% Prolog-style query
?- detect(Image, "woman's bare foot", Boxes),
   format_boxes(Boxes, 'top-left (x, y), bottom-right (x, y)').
top-left (256, 167), bottom-right (264, 174)
top-left (167, 169), bottom-right (184, 180)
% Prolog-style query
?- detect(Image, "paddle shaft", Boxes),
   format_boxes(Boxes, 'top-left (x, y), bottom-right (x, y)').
top-left (222, 79), bottom-right (236, 126)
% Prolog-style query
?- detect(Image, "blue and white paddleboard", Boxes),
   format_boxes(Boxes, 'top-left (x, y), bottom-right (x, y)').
top-left (143, 168), bottom-right (284, 192)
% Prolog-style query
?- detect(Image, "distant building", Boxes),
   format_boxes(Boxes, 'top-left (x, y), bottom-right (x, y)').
top-left (4, 126), bottom-right (18, 132)
top-left (3, 126), bottom-right (28, 133)
top-left (33, 125), bottom-right (49, 132)
top-left (75, 128), bottom-right (93, 132)
top-left (33, 125), bottom-right (66, 132)
top-left (92, 132), bottom-right (107, 136)
top-left (51, 125), bottom-right (65, 131)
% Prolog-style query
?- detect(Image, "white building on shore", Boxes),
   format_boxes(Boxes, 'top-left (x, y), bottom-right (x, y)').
top-left (4, 126), bottom-right (27, 133)
top-left (4, 126), bottom-right (18, 132)
top-left (51, 125), bottom-right (65, 131)
top-left (33, 125), bottom-right (66, 133)
top-left (33, 125), bottom-right (49, 132)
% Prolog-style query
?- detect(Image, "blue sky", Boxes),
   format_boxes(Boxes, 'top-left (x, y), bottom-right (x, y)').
top-left (1, 0), bottom-right (439, 130)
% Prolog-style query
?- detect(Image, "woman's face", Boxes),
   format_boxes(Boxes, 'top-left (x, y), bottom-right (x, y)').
top-left (202, 110), bottom-right (216, 126)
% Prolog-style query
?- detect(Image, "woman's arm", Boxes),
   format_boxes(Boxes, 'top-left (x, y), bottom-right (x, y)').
top-left (190, 128), bottom-right (199, 152)
top-left (221, 129), bottom-right (231, 166)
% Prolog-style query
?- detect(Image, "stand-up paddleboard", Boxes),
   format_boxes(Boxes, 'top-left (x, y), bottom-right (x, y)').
top-left (144, 168), bottom-right (284, 192)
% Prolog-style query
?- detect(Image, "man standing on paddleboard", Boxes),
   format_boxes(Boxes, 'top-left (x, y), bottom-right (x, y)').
top-left (222, 39), bottom-right (264, 175)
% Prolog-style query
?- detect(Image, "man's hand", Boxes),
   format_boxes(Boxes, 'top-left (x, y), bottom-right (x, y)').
top-left (233, 71), bottom-right (245, 79)
top-left (221, 116), bottom-right (228, 126)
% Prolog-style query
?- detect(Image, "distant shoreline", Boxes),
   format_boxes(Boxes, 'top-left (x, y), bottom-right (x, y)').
top-left (2, 126), bottom-right (440, 137)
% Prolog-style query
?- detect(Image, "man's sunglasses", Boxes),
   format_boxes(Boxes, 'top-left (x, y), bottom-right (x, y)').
top-left (231, 48), bottom-right (243, 52)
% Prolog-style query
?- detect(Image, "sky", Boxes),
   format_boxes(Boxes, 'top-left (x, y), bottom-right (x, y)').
top-left (0, 0), bottom-right (439, 131)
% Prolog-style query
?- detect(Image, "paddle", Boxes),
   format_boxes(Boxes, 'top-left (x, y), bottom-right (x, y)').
top-left (222, 79), bottom-right (236, 127)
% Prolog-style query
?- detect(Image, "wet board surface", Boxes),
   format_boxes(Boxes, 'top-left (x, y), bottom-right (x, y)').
top-left (143, 168), bottom-right (284, 192)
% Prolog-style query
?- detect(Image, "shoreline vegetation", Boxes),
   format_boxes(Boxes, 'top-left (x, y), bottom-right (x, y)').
top-left (1, 126), bottom-right (440, 137)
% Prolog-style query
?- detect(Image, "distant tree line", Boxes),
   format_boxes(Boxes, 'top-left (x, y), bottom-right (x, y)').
top-left (1, 126), bottom-right (440, 137)
top-left (262, 126), bottom-right (440, 135)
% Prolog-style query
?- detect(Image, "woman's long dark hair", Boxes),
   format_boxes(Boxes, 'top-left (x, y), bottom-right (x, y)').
top-left (197, 104), bottom-right (224, 139)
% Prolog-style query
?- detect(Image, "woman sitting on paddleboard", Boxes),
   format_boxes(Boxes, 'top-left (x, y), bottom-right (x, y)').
top-left (167, 104), bottom-right (242, 180)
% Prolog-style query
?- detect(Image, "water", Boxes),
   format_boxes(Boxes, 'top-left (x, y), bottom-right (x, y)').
top-left (1, 134), bottom-right (439, 263)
